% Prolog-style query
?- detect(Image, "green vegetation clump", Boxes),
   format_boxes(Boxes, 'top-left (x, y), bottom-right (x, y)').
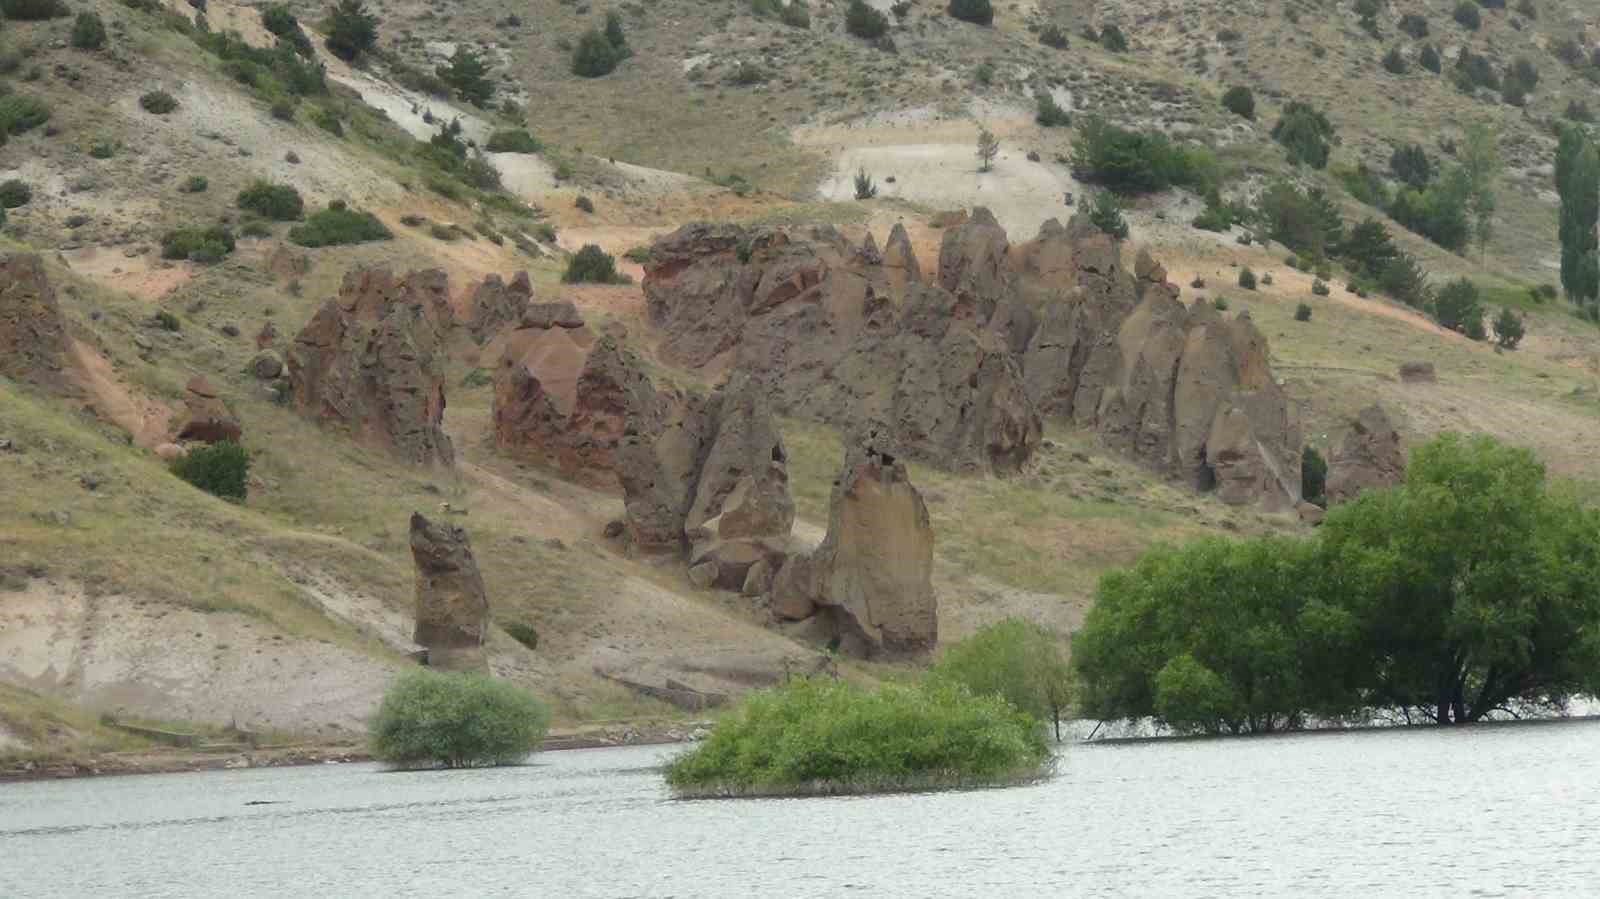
top-left (1070, 115), bottom-right (1220, 195)
top-left (71, 12), bottom-right (108, 50)
top-left (562, 244), bottom-right (629, 284)
top-left (161, 225), bottom-right (236, 262)
top-left (1238, 267), bottom-right (1257, 290)
top-left (947, 0), bottom-right (992, 27)
top-left (1311, 278), bottom-right (1330, 296)
top-left (1301, 445), bottom-right (1327, 505)
top-left (1453, 1), bottom-right (1480, 30)
top-left (1556, 126), bottom-right (1599, 315)
top-left (1398, 13), bottom-right (1428, 38)
top-left (236, 182), bottom-right (304, 221)
top-left (503, 621), bottom-right (539, 650)
top-left (1075, 432), bottom-right (1600, 732)
top-left (485, 129), bottom-right (541, 153)
top-left (0, 0), bottom-right (68, 21)
top-left (845, 0), bottom-right (888, 39)
top-left (1432, 277), bottom-right (1485, 339)
top-left (1271, 101), bottom-right (1334, 169)
top-left (1034, 92), bottom-right (1070, 128)
top-left (853, 167), bottom-right (877, 200)
top-left (663, 677), bottom-right (1050, 797)
top-left (1086, 189), bottom-right (1128, 239)
top-left (0, 94), bottom-right (51, 135)
top-left (1420, 44), bottom-right (1442, 74)
top-left (1493, 307), bottom-right (1524, 348)
top-left (927, 618), bottom-right (1071, 738)
top-left (180, 176), bottom-right (209, 194)
top-left (1039, 25), bottom-right (1067, 49)
top-left (779, 0), bottom-right (811, 28)
top-left (0, 179), bottom-right (32, 208)
top-left (369, 669), bottom-right (550, 769)
top-left (260, 4), bottom-right (313, 56)
top-left (438, 45), bottom-right (494, 107)
top-left (1382, 47), bottom-right (1408, 75)
top-left (1099, 23), bottom-right (1128, 52)
top-left (171, 441), bottom-right (250, 502)
top-left (1220, 85), bottom-right (1254, 120)
top-left (140, 91), bottom-right (178, 115)
top-left (325, 0), bottom-right (379, 62)
top-left (574, 195), bottom-right (595, 213)
top-left (288, 202), bottom-right (392, 247)
top-left (1295, 302), bottom-right (1313, 321)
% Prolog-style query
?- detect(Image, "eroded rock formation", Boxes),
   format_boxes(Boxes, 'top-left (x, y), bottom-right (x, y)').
top-left (173, 376), bottom-right (242, 444)
top-left (409, 512), bottom-right (489, 670)
top-left (642, 210), bottom-right (1301, 508)
top-left (0, 254), bottom-right (73, 393)
top-left (286, 267), bottom-right (455, 466)
top-left (466, 271), bottom-right (533, 344)
top-left (492, 304), bottom-right (658, 487)
top-left (769, 443), bottom-right (937, 657)
top-left (1325, 404), bottom-right (1405, 505)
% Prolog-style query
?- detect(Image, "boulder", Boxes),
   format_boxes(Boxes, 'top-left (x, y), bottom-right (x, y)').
top-left (173, 376), bottom-right (242, 444)
top-left (286, 267), bottom-right (456, 466)
top-left (255, 320), bottom-right (279, 349)
top-left (0, 254), bottom-right (73, 393)
top-left (249, 350), bottom-right (283, 380)
top-left (409, 512), bottom-right (489, 670)
top-left (1399, 361), bottom-right (1436, 383)
top-left (1297, 501), bottom-right (1325, 526)
top-left (769, 443), bottom-right (937, 657)
top-left (1325, 404), bottom-right (1405, 505)
top-left (154, 442), bottom-right (187, 461)
top-left (466, 271), bottom-right (533, 344)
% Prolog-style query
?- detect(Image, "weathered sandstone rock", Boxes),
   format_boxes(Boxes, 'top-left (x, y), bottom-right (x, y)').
top-left (409, 512), bottom-right (489, 670)
top-left (1325, 404), bottom-right (1405, 505)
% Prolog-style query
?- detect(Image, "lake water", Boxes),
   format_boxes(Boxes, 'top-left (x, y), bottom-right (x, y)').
top-left (3, 720), bottom-right (1598, 897)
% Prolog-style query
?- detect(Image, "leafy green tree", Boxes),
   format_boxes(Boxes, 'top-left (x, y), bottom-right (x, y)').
top-left (1556, 126), bottom-right (1600, 311)
top-left (1035, 92), bottom-right (1070, 127)
top-left (1432, 277), bottom-right (1485, 337)
top-left (1252, 180), bottom-right (1344, 258)
top-left (1492, 307), bottom-right (1525, 349)
top-left (1220, 85), bottom-right (1255, 120)
top-left (1318, 434), bottom-right (1600, 723)
top-left (1419, 44), bottom-right (1442, 74)
top-left (1086, 189), bottom-right (1128, 239)
top-left (1460, 122), bottom-right (1501, 257)
top-left (1389, 143), bottom-right (1433, 189)
top-left (1302, 445), bottom-right (1328, 506)
top-left (171, 441), bottom-right (251, 501)
top-left (1099, 23), bottom-right (1128, 52)
top-left (71, 12), bottom-right (107, 50)
top-left (928, 618), bottom-right (1072, 739)
top-left (976, 125), bottom-right (998, 172)
top-left (1070, 115), bottom-right (1219, 195)
top-left (236, 181), bottom-right (304, 221)
top-left (369, 669), bottom-right (550, 768)
top-left (1340, 217), bottom-right (1399, 280)
top-left (325, 0), bottom-right (379, 62)
top-left (563, 244), bottom-right (625, 283)
top-left (1453, 1), bottom-right (1480, 30)
top-left (572, 28), bottom-right (621, 77)
top-left (438, 45), bottom-right (494, 106)
top-left (1272, 101), bottom-right (1334, 169)
top-left (845, 0), bottom-right (888, 39)
top-left (947, 0), bottom-right (992, 26)
top-left (604, 10), bottom-right (627, 49)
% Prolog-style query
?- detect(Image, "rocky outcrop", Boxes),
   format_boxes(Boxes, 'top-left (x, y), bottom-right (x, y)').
top-left (492, 304), bottom-right (659, 488)
top-left (173, 376), bottom-right (242, 444)
top-left (643, 211), bottom-right (1300, 508)
top-left (617, 370), bottom-right (796, 577)
top-left (466, 271), bottom-right (533, 344)
top-left (1325, 404), bottom-right (1405, 505)
top-left (643, 216), bottom-right (1043, 475)
top-left (0, 254), bottom-right (72, 393)
top-left (409, 512), bottom-right (489, 670)
top-left (769, 443), bottom-right (937, 658)
top-left (286, 267), bottom-right (456, 466)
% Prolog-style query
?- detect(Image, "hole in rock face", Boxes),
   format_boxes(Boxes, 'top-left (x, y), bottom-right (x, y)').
top-left (771, 444), bottom-right (786, 464)
top-left (1196, 462), bottom-right (1217, 493)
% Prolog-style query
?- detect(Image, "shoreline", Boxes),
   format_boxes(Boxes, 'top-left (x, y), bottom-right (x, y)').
top-left (0, 721), bottom-right (708, 785)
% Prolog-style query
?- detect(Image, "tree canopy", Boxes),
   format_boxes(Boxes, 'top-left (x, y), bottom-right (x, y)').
top-left (928, 618), bottom-right (1072, 738)
top-left (1074, 433), bottom-right (1600, 733)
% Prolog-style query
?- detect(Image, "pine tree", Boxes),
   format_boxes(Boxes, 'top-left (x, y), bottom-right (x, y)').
top-left (438, 46), bottom-right (495, 106)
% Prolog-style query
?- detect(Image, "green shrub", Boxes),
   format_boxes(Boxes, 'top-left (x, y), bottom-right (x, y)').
top-left (973, 62), bottom-right (995, 86)
top-left (140, 91), bottom-right (178, 115)
top-left (1070, 115), bottom-right (1220, 195)
top-left (572, 27), bottom-right (622, 77)
top-left (72, 12), bottom-right (108, 50)
top-left (1238, 267), bottom-right (1257, 290)
top-left (779, 0), bottom-right (811, 28)
top-left (437, 45), bottom-right (495, 107)
top-left (663, 677), bottom-right (1051, 797)
top-left (1192, 201), bottom-right (1236, 232)
top-left (1220, 85), bottom-right (1254, 120)
top-left (181, 175), bottom-right (209, 194)
top-left (1301, 445), bottom-right (1327, 505)
top-left (1376, 251), bottom-right (1430, 307)
top-left (1039, 24), bottom-right (1067, 49)
top-left (369, 668), bottom-right (550, 769)
top-left (270, 100), bottom-right (296, 121)
top-left (89, 139), bottom-right (119, 159)
top-left (605, 10), bottom-right (628, 49)
top-left (1087, 189), bottom-right (1128, 239)
top-left (563, 243), bottom-right (628, 283)
top-left (312, 108), bottom-right (344, 136)
top-left (1382, 47), bottom-right (1408, 75)
top-left (1252, 180), bottom-right (1344, 258)
top-left (1271, 101), bottom-right (1334, 169)
top-left (237, 182), bottom-right (304, 220)
top-left (0, 179), bottom-right (31, 208)
top-left (503, 621), bottom-right (539, 649)
top-left (1493, 307), bottom-right (1524, 348)
top-left (853, 167), bottom-right (877, 200)
top-left (241, 221), bottom-right (271, 238)
top-left (1432, 277), bottom-right (1484, 338)
top-left (288, 203), bottom-right (392, 247)
top-left (1389, 144), bottom-right (1433, 189)
top-left (324, 0), bottom-right (379, 62)
top-left (485, 129), bottom-right (542, 153)
top-left (1420, 44), bottom-right (1442, 74)
top-left (1398, 13), bottom-right (1428, 38)
top-left (1035, 92), bottom-right (1070, 128)
top-left (947, 0), bottom-right (992, 26)
top-left (1453, 1), bottom-right (1480, 30)
top-left (1294, 302), bottom-right (1312, 321)
top-left (927, 618), bottom-right (1071, 737)
top-left (161, 225), bottom-right (237, 262)
top-left (0, 0), bottom-right (68, 20)
top-left (1213, 296), bottom-right (1229, 311)
top-left (1312, 278), bottom-right (1331, 296)
top-left (1099, 23), bottom-right (1128, 52)
top-left (0, 94), bottom-right (51, 134)
top-left (154, 310), bottom-right (181, 331)
top-left (845, 0), bottom-right (888, 39)
top-left (171, 440), bottom-right (251, 502)
top-left (575, 195), bottom-right (595, 213)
